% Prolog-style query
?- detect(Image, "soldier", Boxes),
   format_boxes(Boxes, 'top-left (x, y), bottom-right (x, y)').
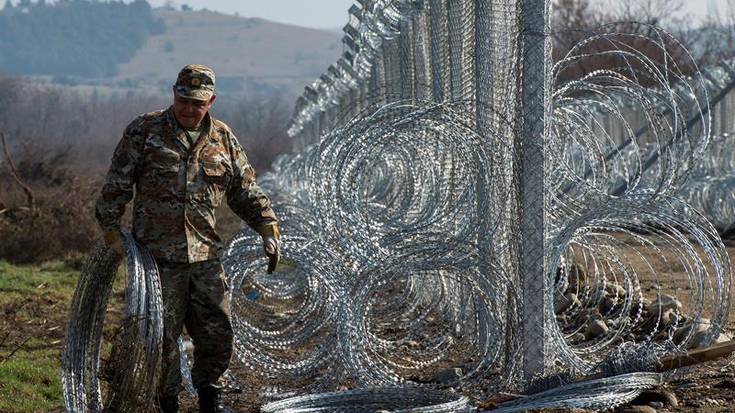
top-left (95, 64), bottom-right (279, 413)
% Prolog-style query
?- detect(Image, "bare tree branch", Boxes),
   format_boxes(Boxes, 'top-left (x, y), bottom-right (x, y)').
top-left (0, 336), bottom-right (31, 364)
top-left (0, 132), bottom-right (35, 210)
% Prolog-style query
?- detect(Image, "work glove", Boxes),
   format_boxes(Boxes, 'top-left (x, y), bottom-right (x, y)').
top-left (103, 229), bottom-right (125, 259)
top-left (257, 224), bottom-right (280, 274)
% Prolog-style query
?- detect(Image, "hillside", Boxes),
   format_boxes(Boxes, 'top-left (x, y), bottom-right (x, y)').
top-left (0, 3), bottom-right (343, 97)
top-left (113, 9), bottom-right (343, 96)
top-left (0, 0), bottom-right (164, 78)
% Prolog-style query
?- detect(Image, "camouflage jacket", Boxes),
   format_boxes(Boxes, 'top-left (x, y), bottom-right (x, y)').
top-left (95, 107), bottom-right (277, 263)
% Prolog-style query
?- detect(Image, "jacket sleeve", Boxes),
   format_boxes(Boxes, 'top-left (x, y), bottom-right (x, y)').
top-left (226, 134), bottom-right (278, 233)
top-left (95, 119), bottom-right (145, 233)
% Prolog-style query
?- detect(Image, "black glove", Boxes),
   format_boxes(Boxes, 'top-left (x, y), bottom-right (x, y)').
top-left (263, 236), bottom-right (280, 274)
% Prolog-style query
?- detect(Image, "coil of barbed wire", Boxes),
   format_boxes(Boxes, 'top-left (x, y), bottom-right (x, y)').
top-left (337, 240), bottom-right (521, 391)
top-left (308, 101), bottom-right (510, 263)
top-left (261, 387), bottom-right (473, 413)
top-left (542, 24), bottom-right (733, 378)
top-left (677, 133), bottom-right (735, 233)
top-left (62, 233), bottom-right (163, 412)
top-left (550, 24), bottom-right (711, 212)
top-left (223, 205), bottom-right (348, 391)
top-left (250, 81), bottom-right (730, 394)
top-left (487, 372), bottom-right (662, 413)
top-left (547, 195), bottom-right (732, 374)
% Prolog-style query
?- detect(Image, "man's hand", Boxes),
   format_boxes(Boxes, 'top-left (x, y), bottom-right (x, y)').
top-left (103, 229), bottom-right (125, 259)
top-left (257, 224), bottom-right (280, 274)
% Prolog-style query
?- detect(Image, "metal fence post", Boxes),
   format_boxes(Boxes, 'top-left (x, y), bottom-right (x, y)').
top-left (518, 0), bottom-right (551, 383)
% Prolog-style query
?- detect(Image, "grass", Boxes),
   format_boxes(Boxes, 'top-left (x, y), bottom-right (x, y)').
top-left (0, 259), bottom-right (125, 413)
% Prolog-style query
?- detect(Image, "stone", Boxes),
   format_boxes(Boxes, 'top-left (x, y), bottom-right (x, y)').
top-left (618, 406), bottom-right (657, 413)
top-left (585, 319), bottom-right (609, 339)
top-left (566, 263), bottom-right (588, 289)
top-left (631, 389), bottom-right (678, 408)
top-left (430, 367), bottom-right (462, 384)
top-left (555, 292), bottom-right (580, 314)
top-left (673, 318), bottom-right (709, 344)
top-left (646, 294), bottom-right (682, 315)
top-left (599, 296), bottom-right (619, 313)
top-left (570, 332), bottom-right (587, 344)
top-left (657, 308), bottom-right (676, 330)
top-left (604, 283), bottom-right (626, 298)
top-left (688, 329), bottom-right (729, 349)
top-left (648, 402), bottom-right (663, 408)
top-left (608, 316), bottom-right (631, 329)
top-left (714, 378), bottom-right (735, 389)
top-left (629, 295), bottom-right (650, 317)
top-left (715, 332), bottom-right (732, 343)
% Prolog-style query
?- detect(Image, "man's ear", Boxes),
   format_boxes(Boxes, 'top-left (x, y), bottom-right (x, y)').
top-left (209, 95), bottom-right (217, 106)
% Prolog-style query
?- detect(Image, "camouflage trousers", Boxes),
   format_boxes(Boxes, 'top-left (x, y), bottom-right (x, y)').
top-left (157, 259), bottom-right (233, 398)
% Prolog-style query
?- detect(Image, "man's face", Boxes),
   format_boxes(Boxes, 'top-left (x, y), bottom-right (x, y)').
top-left (172, 92), bottom-right (216, 129)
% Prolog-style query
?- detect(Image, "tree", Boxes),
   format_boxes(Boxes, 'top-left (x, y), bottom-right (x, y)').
top-left (552, 0), bottom-right (734, 80)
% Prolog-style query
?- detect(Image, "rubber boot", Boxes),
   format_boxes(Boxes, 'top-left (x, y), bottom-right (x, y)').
top-left (198, 385), bottom-right (225, 413)
top-left (159, 395), bottom-right (179, 413)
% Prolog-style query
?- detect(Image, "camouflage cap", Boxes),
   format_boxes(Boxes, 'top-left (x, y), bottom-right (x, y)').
top-left (174, 64), bottom-right (216, 101)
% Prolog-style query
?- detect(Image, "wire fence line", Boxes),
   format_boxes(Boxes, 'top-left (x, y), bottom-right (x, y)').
top-left (261, 0), bottom-right (732, 408)
top-left (62, 1), bottom-right (735, 412)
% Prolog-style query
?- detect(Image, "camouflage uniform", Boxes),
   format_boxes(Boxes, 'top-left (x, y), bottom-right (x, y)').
top-left (95, 65), bottom-right (277, 399)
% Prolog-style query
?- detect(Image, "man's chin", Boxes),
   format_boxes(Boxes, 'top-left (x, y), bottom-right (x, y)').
top-left (179, 119), bottom-right (197, 128)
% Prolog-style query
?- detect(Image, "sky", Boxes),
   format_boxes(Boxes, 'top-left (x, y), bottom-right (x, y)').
top-left (597, 0), bottom-right (732, 25)
top-left (146, 0), bottom-right (735, 29)
top-left (21, 0), bottom-right (732, 30)
top-left (148, 0), bottom-right (355, 29)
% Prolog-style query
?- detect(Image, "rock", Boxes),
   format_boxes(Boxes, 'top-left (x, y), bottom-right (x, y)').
top-left (567, 332), bottom-right (587, 344)
top-left (631, 389), bottom-right (678, 408)
top-left (585, 319), bottom-right (609, 339)
top-left (618, 405), bottom-right (657, 413)
top-left (604, 283), bottom-right (626, 298)
top-left (687, 329), bottom-right (730, 350)
top-left (628, 295), bottom-right (650, 317)
top-left (715, 332), bottom-right (732, 343)
top-left (646, 294), bottom-right (682, 314)
top-left (642, 308), bottom-right (677, 334)
top-left (673, 318), bottom-right (709, 343)
top-left (566, 263), bottom-right (588, 289)
top-left (599, 296), bottom-right (617, 313)
top-left (714, 378), bottom-right (735, 389)
top-left (555, 292), bottom-right (580, 314)
top-left (430, 367), bottom-right (462, 384)
top-left (586, 308), bottom-right (602, 320)
top-left (608, 316), bottom-right (631, 329)
top-left (703, 398), bottom-right (721, 406)
top-left (657, 308), bottom-right (677, 330)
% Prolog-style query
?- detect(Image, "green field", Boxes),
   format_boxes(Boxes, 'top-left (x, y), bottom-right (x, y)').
top-left (0, 260), bottom-right (124, 413)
